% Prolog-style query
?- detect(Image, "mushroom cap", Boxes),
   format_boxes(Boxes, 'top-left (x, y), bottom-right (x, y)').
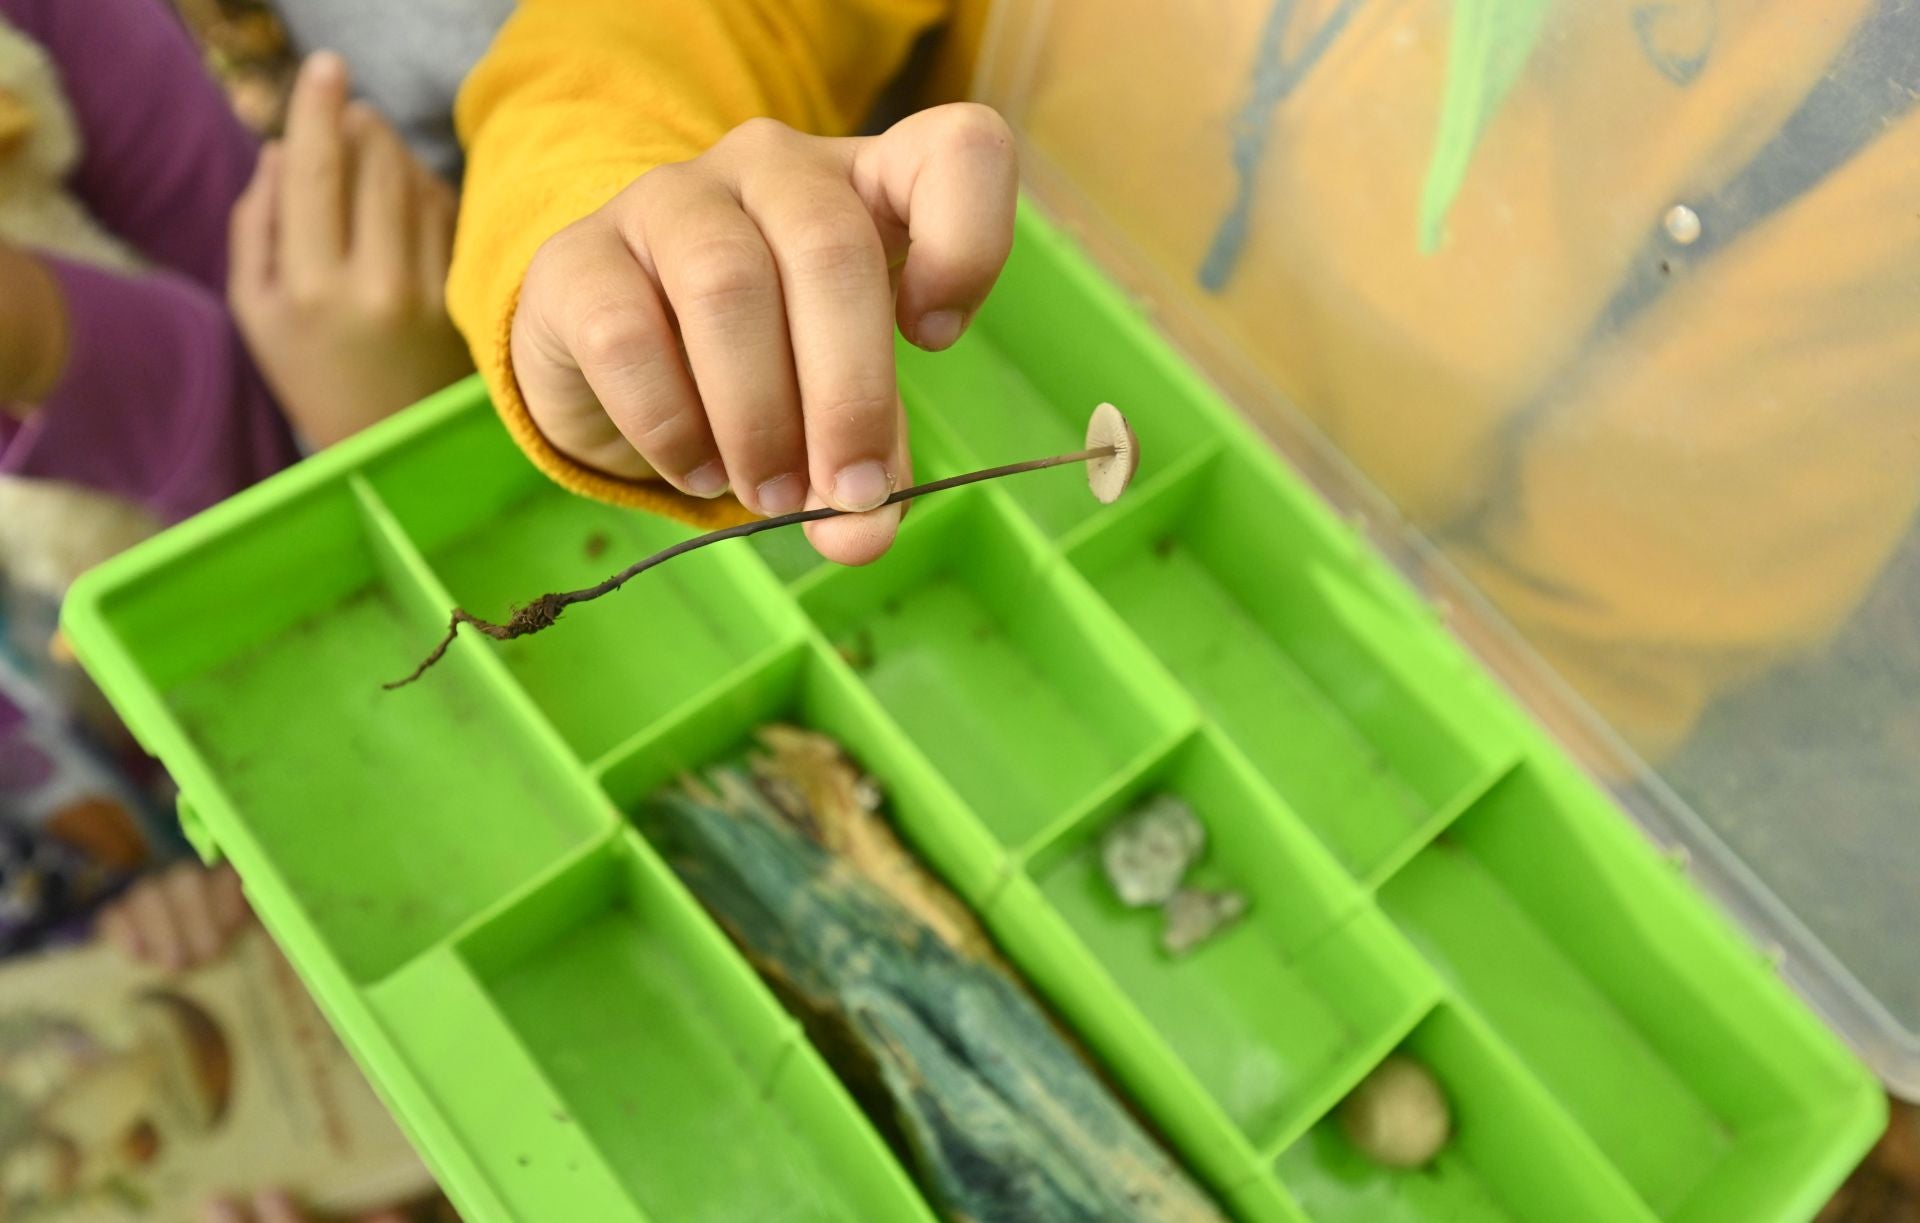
top-left (1085, 404), bottom-right (1139, 504)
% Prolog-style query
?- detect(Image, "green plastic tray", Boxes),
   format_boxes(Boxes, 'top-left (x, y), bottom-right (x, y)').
top-left (62, 204), bottom-right (1880, 1222)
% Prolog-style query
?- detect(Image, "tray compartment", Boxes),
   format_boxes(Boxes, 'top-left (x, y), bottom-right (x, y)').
top-left (799, 491), bottom-right (1191, 850)
top-left (1069, 453), bottom-right (1517, 882)
top-left (360, 406), bottom-right (801, 763)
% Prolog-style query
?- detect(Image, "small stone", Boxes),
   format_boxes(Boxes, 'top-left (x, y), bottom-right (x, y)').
top-left (1159, 887), bottom-right (1248, 957)
top-left (1339, 1054), bottom-right (1452, 1168)
top-left (1099, 795), bottom-right (1205, 908)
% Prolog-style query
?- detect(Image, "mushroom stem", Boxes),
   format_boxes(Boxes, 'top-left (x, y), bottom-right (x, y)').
top-left (385, 442), bottom-right (1119, 690)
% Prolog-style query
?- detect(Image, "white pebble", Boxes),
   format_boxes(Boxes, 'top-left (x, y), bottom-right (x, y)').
top-left (1338, 1054), bottom-right (1452, 1168)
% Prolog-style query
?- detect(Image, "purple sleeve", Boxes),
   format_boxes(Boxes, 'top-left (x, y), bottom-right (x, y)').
top-left (0, 256), bottom-right (299, 523)
top-left (0, 0), bottom-right (257, 291)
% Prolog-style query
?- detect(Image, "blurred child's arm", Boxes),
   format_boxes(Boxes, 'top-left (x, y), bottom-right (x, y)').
top-left (448, 0), bottom-right (1018, 566)
top-left (0, 248), bottom-right (301, 522)
top-left (98, 861), bottom-right (251, 972)
top-left (3, 0), bottom-right (259, 292)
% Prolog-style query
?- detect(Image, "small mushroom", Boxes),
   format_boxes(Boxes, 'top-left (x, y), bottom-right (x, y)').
top-left (1338, 1054), bottom-right (1452, 1168)
top-left (1085, 403), bottom-right (1140, 504)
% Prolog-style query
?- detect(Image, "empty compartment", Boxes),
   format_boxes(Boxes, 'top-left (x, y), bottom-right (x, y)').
top-left (1274, 1006), bottom-right (1653, 1223)
top-left (798, 491), bottom-right (1190, 849)
top-left (361, 403), bottom-right (799, 762)
top-left (456, 835), bottom-right (932, 1222)
top-left (1068, 452), bottom-right (1516, 881)
top-left (597, 641), bottom-right (1007, 909)
top-left (1378, 763), bottom-right (1878, 1220)
top-left (1026, 733), bottom-right (1437, 1147)
top-left (368, 940), bottom-right (650, 1222)
top-left (90, 480), bottom-right (610, 983)
top-left (896, 316), bottom-right (1213, 538)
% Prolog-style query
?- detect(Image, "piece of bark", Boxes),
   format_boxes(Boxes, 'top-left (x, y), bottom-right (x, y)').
top-left (637, 726), bottom-right (1226, 1223)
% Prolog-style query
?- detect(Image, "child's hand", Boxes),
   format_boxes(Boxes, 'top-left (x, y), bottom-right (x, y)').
top-left (511, 104), bottom-right (1017, 565)
top-left (98, 861), bottom-right (251, 972)
top-left (229, 53), bottom-right (472, 449)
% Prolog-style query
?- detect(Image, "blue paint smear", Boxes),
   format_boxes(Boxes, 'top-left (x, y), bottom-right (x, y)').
top-left (1199, 0), bottom-right (1364, 293)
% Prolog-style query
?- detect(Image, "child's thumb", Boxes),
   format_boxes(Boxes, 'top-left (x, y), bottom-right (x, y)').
top-left (848, 104), bottom-right (1018, 352)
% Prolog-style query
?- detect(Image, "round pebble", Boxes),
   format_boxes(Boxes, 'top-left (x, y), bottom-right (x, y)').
top-left (1338, 1054), bottom-right (1452, 1168)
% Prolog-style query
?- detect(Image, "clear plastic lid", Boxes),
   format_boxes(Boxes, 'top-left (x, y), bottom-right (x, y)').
top-left (974, 0), bottom-right (1920, 1093)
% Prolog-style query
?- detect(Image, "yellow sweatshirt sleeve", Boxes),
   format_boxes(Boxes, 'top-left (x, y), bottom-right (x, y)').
top-left (447, 0), bottom-right (949, 527)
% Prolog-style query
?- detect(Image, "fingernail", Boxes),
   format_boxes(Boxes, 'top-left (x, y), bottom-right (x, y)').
top-left (756, 473), bottom-right (806, 516)
top-left (831, 461), bottom-right (894, 513)
top-left (683, 461), bottom-right (728, 499)
top-left (202, 1200), bottom-right (245, 1223)
top-left (914, 310), bottom-right (964, 351)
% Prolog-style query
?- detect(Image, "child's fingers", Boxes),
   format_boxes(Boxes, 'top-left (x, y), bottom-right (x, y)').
top-left (643, 167), bottom-right (804, 512)
top-left (801, 488), bottom-right (902, 566)
top-left (210, 863), bottom-right (251, 933)
top-left (416, 172), bottom-right (456, 311)
top-left (729, 154), bottom-right (897, 515)
top-left (165, 863), bottom-right (221, 966)
top-left (98, 900), bottom-right (140, 960)
top-left (127, 875), bottom-right (185, 970)
top-left (346, 103), bottom-right (415, 292)
top-left (228, 142), bottom-right (281, 304)
top-left (517, 218), bottom-right (717, 487)
top-left (281, 52), bottom-right (352, 293)
top-left (803, 396), bottom-right (909, 564)
top-left (202, 1199), bottom-right (248, 1223)
top-left (849, 103), bottom-right (1017, 351)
